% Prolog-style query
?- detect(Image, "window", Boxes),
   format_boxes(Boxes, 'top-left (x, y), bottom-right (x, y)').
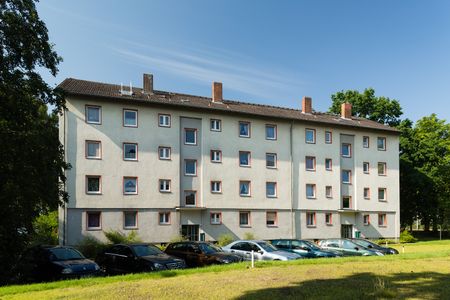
top-left (364, 187), bottom-right (370, 199)
top-left (211, 181), bottom-right (222, 193)
top-left (342, 170), bottom-right (352, 184)
top-left (159, 146), bottom-right (171, 160)
top-left (306, 212), bottom-right (316, 227)
top-left (363, 136), bottom-right (370, 148)
top-left (325, 158), bottom-right (332, 171)
top-left (184, 128), bottom-right (197, 145)
top-left (239, 151), bottom-right (251, 167)
top-left (363, 215), bottom-right (370, 225)
top-left (378, 188), bottom-right (387, 201)
top-left (239, 121), bottom-right (250, 137)
top-left (305, 129), bottom-right (316, 144)
top-left (159, 179), bottom-right (171, 193)
top-left (341, 143), bottom-right (352, 157)
top-left (377, 137), bottom-right (386, 151)
top-left (184, 160), bottom-right (197, 176)
top-left (239, 211), bottom-right (250, 226)
top-left (265, 124), bottom-right (277, 140)
top-left (86, 212), bottom-right (101, 230)
top-left (325, 131), bottom-right (332, 144)
top-left (325, 186), bottom-right (333, 198)
top-left (239, 181), bottom-right (251, 197)
top-left (210, 212), bottom-right (222, 225)
top-left (86, 176), bottom-right (101, 194)
top-left (123, 109), bottom-right (137, 127)
top-left (210, 119), bottom-right (221, 131)
top-left (184, 191), bottom-right (197, 206)
top-left (342, 196), bottom-right (351, 209)
top-left (266, 182), bottom-right (277, 198)
top-left (306, 184), bottom-right (316, 199)
top-left (378, 162), bottom-right (387, 175)
top-left (159, 114), bottom-right (171, 127)
top-left (85, 105), bottom-right (101, 124)
top-left (86, 141), bottom-right (101, 159)
top-left (123, 143), bottom-right (137, 161)
top-left (159, 212), bottom-right (171, 225)
top-left (363, 162), bottom-right (370, 174)
top-left (325, 213), bottom-right (333, 225)
top-left (266, 212), bottom-right (277, 226)
top-left (378, 214), bottom-right (387, 226)
top-left (266, 153), bottom-right (277, 168)
top-left (306, 156), bottom-right (316, 171)
top-left (211, 150), bottom-right (222, 163)
top-left (123, 177), bottom-right (137, 194)
top-left (124, 211), bottom-right (138, 229)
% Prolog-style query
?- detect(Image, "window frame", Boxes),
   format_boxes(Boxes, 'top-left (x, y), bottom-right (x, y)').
top-left (306, 183), bottom-right (316, 199)
top-left (158, 146), bottom-right (171, 160)
top-left (159, 179), bottom-right (171, 193)
top-left (238, 121), bottom-right (251, 138)
top-left (211, 181), bottom-right (222, 194)
top-left (123, 142), bottom-right (138, 161)
top-left (123, 176), bottom-right (138, 195)
top-left (184, 190), bottom-right (197, 207)
top-left (325, 158), bottom-right (332, 171)
top-left (85, 105), bottom-right (102, 125)
top-left (305, 156), bottom-right (316, 171)
top-left (378, 214), bottom-right (387, 227)
top-left (85, 140), bottom-right (102, 159)
top-left (325, 186), bottom-right (333, 198)
top-left (159, 212), bottom-right (171, 225)
top-left (378, 162), bottom-right (387, 176)
top-left (363, 214), bottom-right (370, 225)
top-left (265, 124), bottom-right (277, 140)
top-left (378, 187), bottom-right (387, 202)
top-left (123, 211), bottom-right (138, 229)
top-left (210, 212), bottom-right (222, 225)
top-left (184, 159), bottom-right (197, 176)
top-left (266, 153), bottom-right (277, 169)
top-left (239, 151), bottom-right (251, 167)
top-left (239, 211), bottom-right (251, 227)
top-left (210, 119), bottom-right (222, 132)
top-left (325, 131), bottom-right (332, 144)
top-left (306, 212), bottom-right (316, 227)
top-left (305, 128), bottom-right (316, 144)
top-left (363, 162), bottom-right (370, 174)
top-left (342, 170), bottom-right (352, 184)
top-left (86, 211), bottom-right (102, 230)
top-left (325, 213), bottom-right (333, 226)
top-left (184, 128), bottom-right (198, 145)
top-left (239, 180), bottom-right (251, 197)
top-left (123, 109), bottom-right (138, 128)
top-left (342, 196), bottom-right (352, 209)
top-left (210, 150), bottom-right (222, 163)
top-left (158, 113), bottom-right (171, 127)
top-left (86, 175), bottom-right (102, 195)
top-left (341, 143), bottom-right (352, 158)
top-left (364, 187), bottom-right (370, 199)
top-left (266, 182), bottom-right (277, 198)
top-left (266, 211), bottom-right (278, 227)
top-left (377, 137), bottom-right (387, 151)
top-left (363, 136), bottom-right (370, 148)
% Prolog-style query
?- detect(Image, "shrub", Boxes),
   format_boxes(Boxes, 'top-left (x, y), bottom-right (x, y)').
top-left (217, 234), bottom-right (234, 247)
top-left (104, 230), bottom-right (142, 244)
top-left (169, 235), bottom-right (188, 243)
top-left (400, 230), bottom-right (418, 243)
top-left (76, 235), bottom-right (107, 259)
top-left (243, 232), bottom-right (256, 240)
top-left (30, 211), bottom-right (58, 245)
top-left (375, 239), bottom-right (396, 245)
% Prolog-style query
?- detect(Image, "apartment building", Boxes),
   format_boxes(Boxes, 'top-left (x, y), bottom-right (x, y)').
top-left (58, 74), bottom-right (400, 245)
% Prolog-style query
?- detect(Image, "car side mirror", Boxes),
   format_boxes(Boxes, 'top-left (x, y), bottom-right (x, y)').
top-left (257, 250), bottom-right (263, 254)
top-left (368, 245), bottom-right (373, 248)
top-left (354, 247), bottom-right (359, 251)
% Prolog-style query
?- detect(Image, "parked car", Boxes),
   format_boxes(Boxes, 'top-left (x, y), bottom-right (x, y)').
top-left (269, 239), bottom-right (342, 258)
top-left (352, 238), bottom-right (399, 255)
top-left (96, 243), bottom-right (186, 275)
top-left (164, 242), bottom-right (242, 267)
top-left (222, 240), bottom-right (302, 261)
top-left (15, 245), bottom-right (101, 282)
top-left (318, 239), bottom-right (384, 256)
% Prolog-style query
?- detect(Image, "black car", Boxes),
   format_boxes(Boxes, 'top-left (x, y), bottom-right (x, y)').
top-left (269, 239), bottom-right (342, 258)
top-left (352, 238), bottom-right (399, 255)
top-left (16, 245), bottom-right (101, 282)
top-left (96, 243), bottom-right (186, 275)
top-left (165, 242), bottom-right (243, 267)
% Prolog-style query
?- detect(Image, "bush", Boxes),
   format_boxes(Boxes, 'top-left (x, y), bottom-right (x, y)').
top-left (375, 239), bottom-right (396, 245)
top-left (30, 211), bottom-right (58, 245)
top-left (104, 230), bottom-right (142, 244)
top-left (217, 234), bottom-right (234, 247)
top-left (76, 235), bottom-right (107, 259)
top-left (400, 230), bottom-right (418, 243)
top-left (169, 235), bottom-right (188, 243)
top-left (243, 232), bottom-right (256, 240)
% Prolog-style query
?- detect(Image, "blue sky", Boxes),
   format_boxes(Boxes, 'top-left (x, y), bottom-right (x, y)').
top-left (38, 0), bottom-right (450, 122)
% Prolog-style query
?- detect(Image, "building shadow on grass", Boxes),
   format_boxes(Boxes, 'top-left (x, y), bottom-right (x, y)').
top-left (235, 272), bottom-right (450, 300)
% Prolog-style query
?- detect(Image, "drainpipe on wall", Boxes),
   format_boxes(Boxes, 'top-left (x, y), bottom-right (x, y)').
top-left (63, 107), bottom-right (68, 245)
top-left (290, 120), bottom-right (295, 239)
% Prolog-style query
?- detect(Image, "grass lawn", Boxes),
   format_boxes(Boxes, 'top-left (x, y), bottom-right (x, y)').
top-left (1, 240), bottom-right (449, 299)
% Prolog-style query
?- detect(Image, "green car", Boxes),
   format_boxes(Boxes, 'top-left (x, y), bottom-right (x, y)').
top-left (318, 239), bottom-right (384, 256)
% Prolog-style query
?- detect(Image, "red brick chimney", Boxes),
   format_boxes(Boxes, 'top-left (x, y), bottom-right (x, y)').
top-left (212, 82), bottom-right (222, 102)
top-left (341, 102), bottom-right (352, 119)
top-left (302, 97), bottom-right (312, 113)
top-left (143, 73), bottom-right (153, 94)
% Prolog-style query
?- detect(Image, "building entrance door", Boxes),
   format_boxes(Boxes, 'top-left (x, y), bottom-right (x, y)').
top-left (341, 224), bottom-right (353, 238)
top-left (181, 225), bottom-right (199, 241)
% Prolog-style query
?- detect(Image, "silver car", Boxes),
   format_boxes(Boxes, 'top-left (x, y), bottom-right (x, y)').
top-left (222, 240), bottom-right (301, 261)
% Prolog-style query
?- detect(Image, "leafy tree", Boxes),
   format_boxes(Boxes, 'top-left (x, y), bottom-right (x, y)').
top-left (30, 211), bottom-right (58, 245)
top-left (0, 0), bottom-right (68, 284)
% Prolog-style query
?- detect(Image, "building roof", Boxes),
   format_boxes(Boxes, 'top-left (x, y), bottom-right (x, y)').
top-left (58, 78), bottom-right (399, 133)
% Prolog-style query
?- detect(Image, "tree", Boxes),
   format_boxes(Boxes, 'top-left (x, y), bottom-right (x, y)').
top-left (329, 88), bottom-right (403, 126)
top-left (0, 0), bottom-right (68, 284)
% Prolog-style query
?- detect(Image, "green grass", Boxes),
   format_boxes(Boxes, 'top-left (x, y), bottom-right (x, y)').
top-left (1, 240), bottom-right (450, 299)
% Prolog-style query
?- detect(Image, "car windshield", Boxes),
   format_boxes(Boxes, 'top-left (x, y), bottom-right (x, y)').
top-left (257, 242), bottom-right (277, 252)
top-left (48, 248), bottom-right (85, 261)
top-left (303, 240), bottom-right (321, 251)
top-left (132, 245), bottom-right (164, 257)
top-left (199, 243), bottom-right (222, 254)
top-left (353, 240), bottom-right (373, 248)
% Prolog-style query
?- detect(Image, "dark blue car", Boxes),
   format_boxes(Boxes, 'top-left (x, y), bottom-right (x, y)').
top-left (269, 239), bottom-right (341, 258)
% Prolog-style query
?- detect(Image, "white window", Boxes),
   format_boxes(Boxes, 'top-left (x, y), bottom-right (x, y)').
top-left (325, 213), bottom-right (333, 225)
top-left (378, 162), bottom-right (387, 175)
top-left (305, 129), bottom-right (316, 144)
top-left (123, 109), bottom-right (137, 127)
top-left (86, 212), bottom-right (101, 230)
top-left (159, 114), bottom-right (171, 127)
top-left (123, 177), bottom-right (137, 194)
top-left (86, 106), bottom-right (101, 124)
top-left (124, 211), bottom-right (138, 229)
top-left (377, 137), bottom-right (386, 151)
top-left (159, 212), bottom-right (171, 225)
top-left (342, 196), bottom-right (351, 209)
top-left (266, 153), bottom-right (277, 168)
top-left (325, 186), bottom-right (333, 198)
top-left (184, 160), bottom-right (197, 176)
top-left (266, 212), bottom-right (277, 226)
top-left (239, 211), bottom-right (250, 226)
top-left (306, 156), bottom-right (316, 171)
top-left (363, 136), bottom-right (370, 148)
top-left (378, 188), bottom-right (387, 201)
top-left (341, 143), bottom-right (352, 157)
top-left (210, 119), bottom-right (221, 131)
top-left (325, 158), bottom-right (332, 171)
top-left (363, 162), bottom-right (370, 174)
top-left (123, 143), bottom-right (137, 161)
top-left (184, 191), bottom-right (197, 206)
top-left (239, 122), bottom-right (250, 137)
top-left (239, 151), bottom-right (251, 167)
top-left (86, 141), bottom-right (101, 159)
top-left (363, 215), bottom-right (370, 225)
top-left (211, 150), bottom-right (222, 163)
top-left (265, 124), bottom-right (277, 140)
top-left (159, 147), bottom-right (171, 160)
top-left (306, 212), bottom-right (316, 227)
top-left (342, 170), bottom-right (351, 184)
top-left (184, 128), bottom-right (197, 145)
top-left (86, 176), bottom-right (101, 194)
top-left (239, 181), bottom-right (251, 196)
top-left (364, 187), bottom-right (370, 199)
top-left (306, 184), bottom-right (316, 199)
top-left (325, 131), bottom-right (332, 144)
top-left (266, 182), bottom-right (277, 198)
top-left (210, 213), bottom-right (221, 225)
top-left (378, 214), bottom-right (387, 226)
top-left (159, 179), bottom-right (171, 192)
top-left (211, 181), bottom-right (222, 193)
